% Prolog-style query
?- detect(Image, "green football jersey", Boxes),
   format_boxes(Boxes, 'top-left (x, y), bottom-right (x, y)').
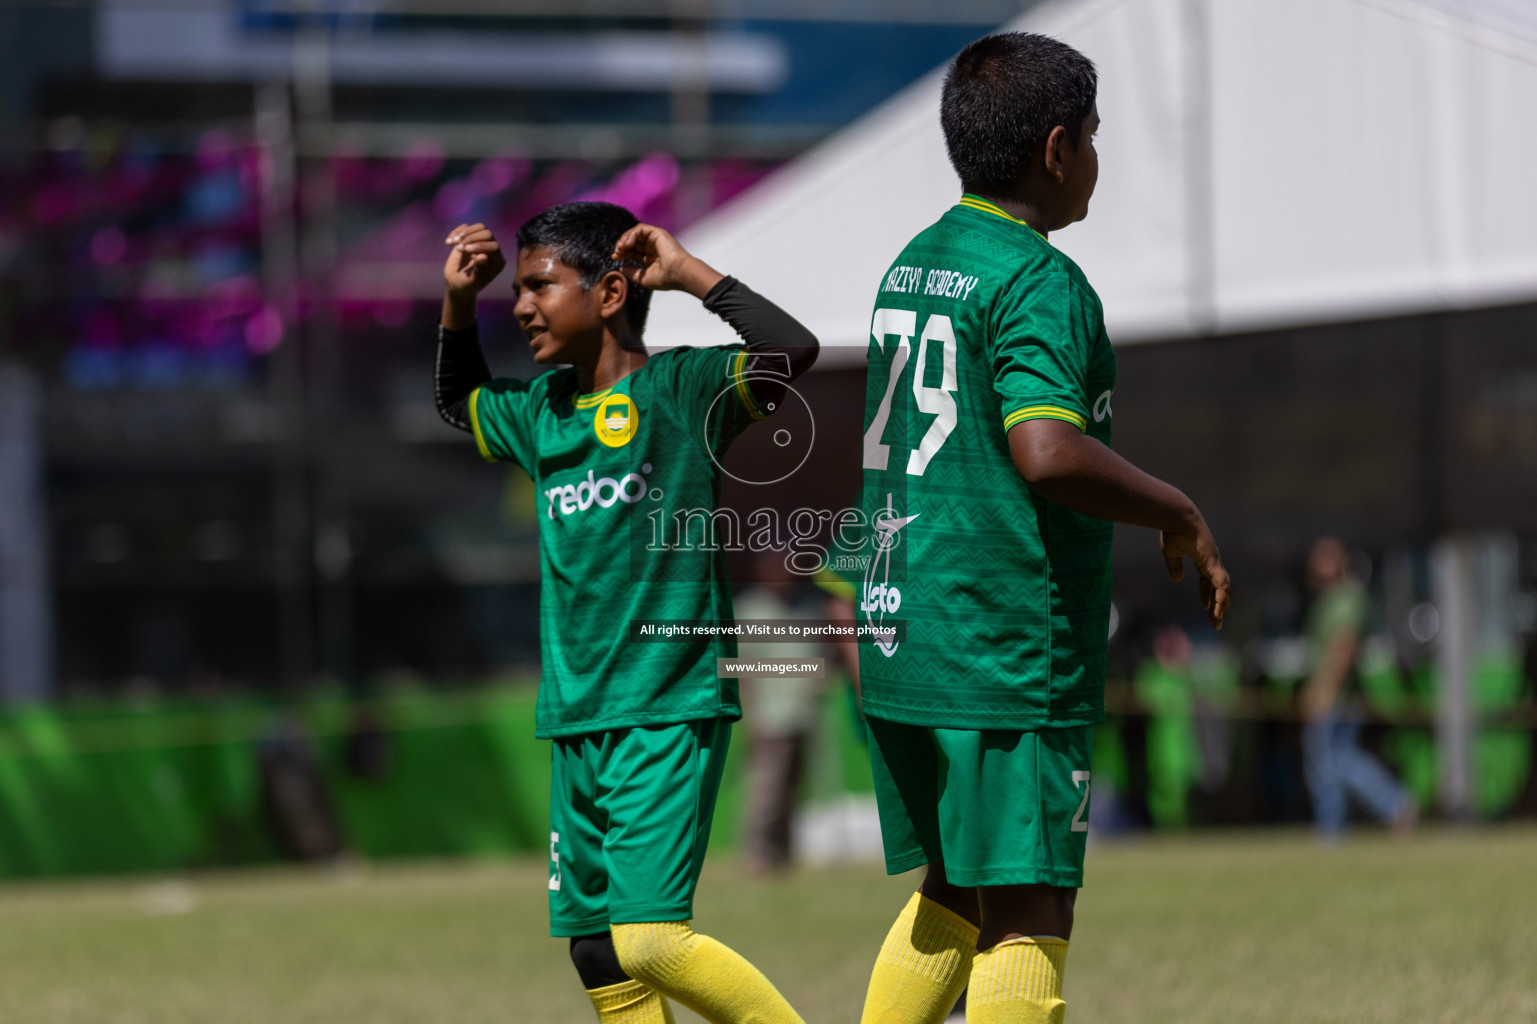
top-left (469, 345), bottom-right (766, 738)
top-left (856, 195), bottom-right (1118, 730)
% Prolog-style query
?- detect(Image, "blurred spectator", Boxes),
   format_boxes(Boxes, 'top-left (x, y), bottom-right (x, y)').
top-left (814, 563), bottom-right (868, 748)
top-left (1301, 537), bottom-right (1417, 840)
top-left (1190, 643), bottom-right (1239, 800)
top-left (344, 705), bottom-right (395, 782)
top-left (257, 716), bottom-right (346, 862)
top-left (735, 548), bottom-right (827, 875)
top-left (1135, 627), bottom-right (1201, 829)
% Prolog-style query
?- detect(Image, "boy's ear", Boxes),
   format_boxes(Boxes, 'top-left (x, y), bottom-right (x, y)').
top-left (1042, 124), bottom-right (1070, 184)
top-left (596, 269), bottom-right (629, 320)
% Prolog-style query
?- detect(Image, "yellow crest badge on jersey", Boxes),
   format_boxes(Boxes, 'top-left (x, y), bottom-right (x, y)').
top-left (594, 394), bottom-right (639, 447)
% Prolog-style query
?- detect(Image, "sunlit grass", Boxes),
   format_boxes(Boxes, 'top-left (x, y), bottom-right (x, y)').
top-left (0, 826), bottom-right (1532, 1023)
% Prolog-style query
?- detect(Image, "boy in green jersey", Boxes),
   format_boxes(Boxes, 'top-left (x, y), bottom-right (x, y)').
top-left (432, 201), bottom-right (817, 1023)
top-left (855, 33), bottom-right (1232, 1024)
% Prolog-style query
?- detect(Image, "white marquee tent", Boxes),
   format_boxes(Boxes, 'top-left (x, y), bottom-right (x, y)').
top-left (647, 0), bottom-right (1537, 362)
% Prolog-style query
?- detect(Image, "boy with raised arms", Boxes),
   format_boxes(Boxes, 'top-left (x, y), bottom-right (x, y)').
top-left (855, 33), bottom-right (1231, 1023)
top-left (432, 201), bottom-right (817, 1023)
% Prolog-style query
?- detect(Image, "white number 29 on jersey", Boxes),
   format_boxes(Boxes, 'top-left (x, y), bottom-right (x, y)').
top-left (863, 309), bottom-right (959, 476)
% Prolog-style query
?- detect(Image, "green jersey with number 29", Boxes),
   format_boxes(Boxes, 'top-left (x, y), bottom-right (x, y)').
top-left (857, 196), bottom-right (1118, 730)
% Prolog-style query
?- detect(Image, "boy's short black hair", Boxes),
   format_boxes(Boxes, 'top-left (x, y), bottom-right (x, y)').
top-left (516, 201), bottom-right (651, 337)
top-left (940, 32), bottom-right (1098, 197)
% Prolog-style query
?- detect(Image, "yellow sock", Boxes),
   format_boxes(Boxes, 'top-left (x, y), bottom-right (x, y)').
top-left (859, 892), bottom-right (980, 1024)
top-left (610, 921), bottom-right (805, 1024)
top-left (587, 978), bottom-right (676, 1023)
top-left (967, 937), bottom-right (1069, 1024)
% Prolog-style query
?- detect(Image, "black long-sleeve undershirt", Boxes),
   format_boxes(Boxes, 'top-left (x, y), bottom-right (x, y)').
top-left (434, 320), bottom-right (492, 432)
top-left (434, 276), bottom-right (820, 433)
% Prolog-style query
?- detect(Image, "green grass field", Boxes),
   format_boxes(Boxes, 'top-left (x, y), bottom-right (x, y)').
top-left (0, 826), bottom-right (1533, 1024)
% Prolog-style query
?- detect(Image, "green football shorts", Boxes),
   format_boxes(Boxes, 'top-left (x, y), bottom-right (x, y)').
top-left (866, 716), bottom-right (1095, 888)
top-left (547, 717), bottom-right (731, 937)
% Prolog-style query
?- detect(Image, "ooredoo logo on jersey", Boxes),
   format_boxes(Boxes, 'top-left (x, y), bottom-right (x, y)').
top-left (544, 466), bottom-right (650, 520)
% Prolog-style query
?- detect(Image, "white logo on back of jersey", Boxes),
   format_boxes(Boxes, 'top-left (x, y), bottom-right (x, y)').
top-left (862, 493), bottom-right (918, 658)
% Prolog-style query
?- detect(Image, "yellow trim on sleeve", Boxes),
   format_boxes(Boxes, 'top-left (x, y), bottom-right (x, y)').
top-left (467, 387), bottom-right (497, 462)
top-left (1002, 405), bottom-right (1087, 432)
top-left (731, 350), bottom-right (767, 420)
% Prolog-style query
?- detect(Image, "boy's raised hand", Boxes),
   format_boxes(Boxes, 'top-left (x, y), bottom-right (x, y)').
top-left (611, 223), bottom-right (723, 299)
top-left (443, 223), bottom-right (506, 296)
top-left (1160, 521), bottom-right (1232, 630)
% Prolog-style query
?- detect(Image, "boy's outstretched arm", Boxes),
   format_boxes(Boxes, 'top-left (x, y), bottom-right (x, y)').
top-left (434, 222), bottom-right (504, 431)
top-left (612, 224), bottom-right (819, 406)
top-left (1009, 418), bottom-right (1232, 629)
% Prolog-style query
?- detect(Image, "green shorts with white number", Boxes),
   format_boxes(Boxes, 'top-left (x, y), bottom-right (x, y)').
top-left (866, 716), bottom-right (1094, 888)
top-left (547, 717), bottom-right (730, 937)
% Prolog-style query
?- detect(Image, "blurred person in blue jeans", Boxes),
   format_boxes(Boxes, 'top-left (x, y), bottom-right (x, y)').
top-left (1302, 536), bottom-right (1417, 840)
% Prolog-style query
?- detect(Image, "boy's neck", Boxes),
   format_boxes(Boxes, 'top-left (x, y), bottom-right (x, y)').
top-left (579, 334), bottom-right (647, 394)
top-left (969, 191), bottom-right (1050, 238)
